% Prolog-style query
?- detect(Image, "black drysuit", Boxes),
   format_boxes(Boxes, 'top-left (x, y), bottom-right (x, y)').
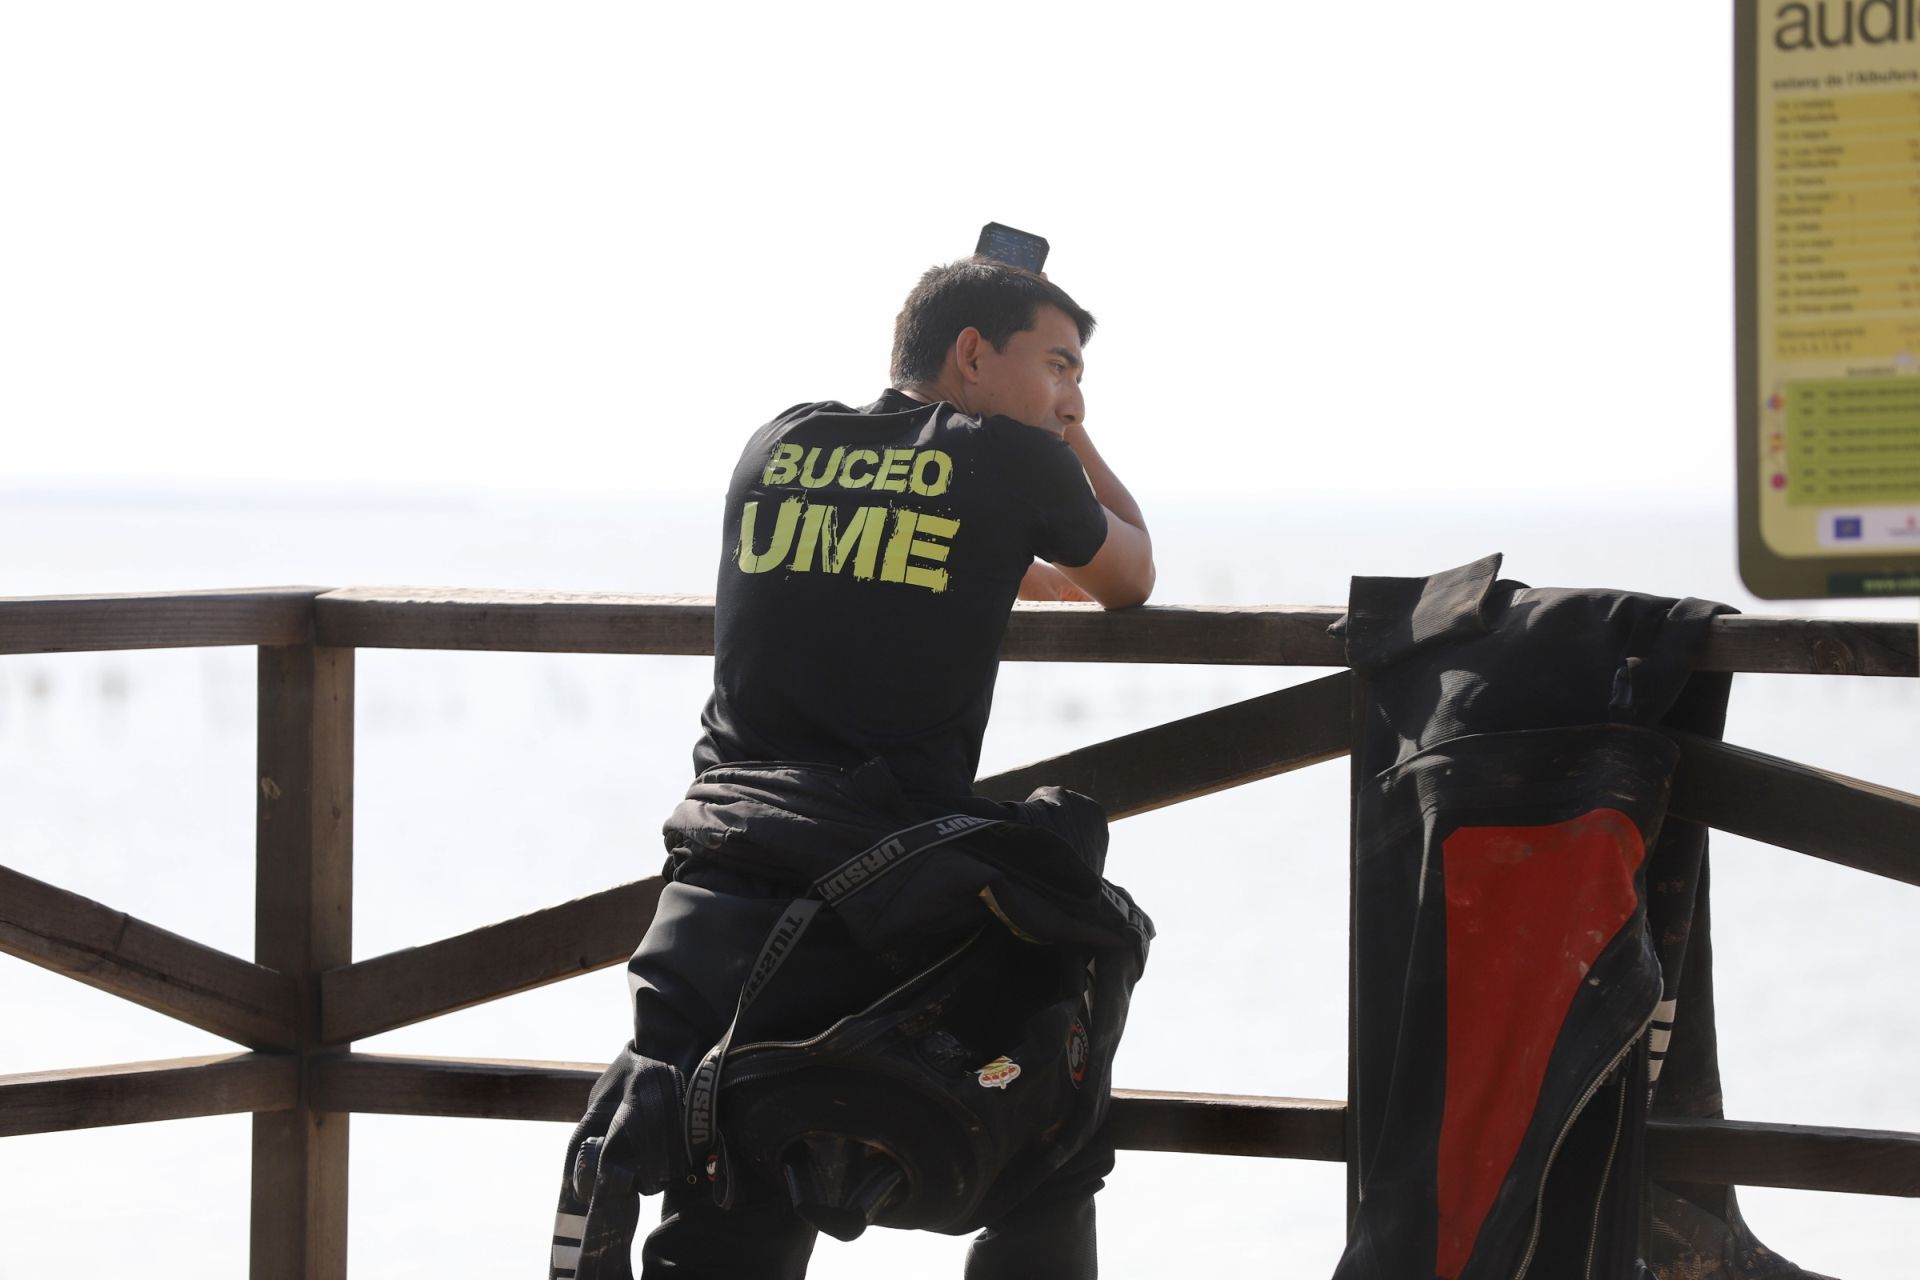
top-left (554, 759), bottom-right (1152, 1280)
top-left (1330, 554), bottom-right (1834, 1280)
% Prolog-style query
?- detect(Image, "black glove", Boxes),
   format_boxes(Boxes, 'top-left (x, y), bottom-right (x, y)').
top-left (550, 1043), bottom-right (687, 1280)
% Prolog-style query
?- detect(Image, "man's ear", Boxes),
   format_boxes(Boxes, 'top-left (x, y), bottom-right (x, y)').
top-left (952, 326), bottom-right (986, 385)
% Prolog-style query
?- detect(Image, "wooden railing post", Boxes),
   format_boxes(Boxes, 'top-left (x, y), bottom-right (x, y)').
top-left (252, 643), bottom-right (354, 1279)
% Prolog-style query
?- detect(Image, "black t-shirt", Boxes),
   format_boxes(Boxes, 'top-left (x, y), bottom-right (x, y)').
top-left (692, 389), bottom-right (1110, 801)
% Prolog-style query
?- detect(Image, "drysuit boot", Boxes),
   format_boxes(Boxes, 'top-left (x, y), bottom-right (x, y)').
top-left (1647, 855), bottom-right (1838, 1280)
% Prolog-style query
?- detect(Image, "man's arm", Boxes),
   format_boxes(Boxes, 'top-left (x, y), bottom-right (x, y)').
top-left (1018, 560), bottom-right (1094, 602)
top-left (1054, 423), bottom-right (1155, 609)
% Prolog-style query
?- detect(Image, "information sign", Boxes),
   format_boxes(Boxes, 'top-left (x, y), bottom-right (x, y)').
top-left (1737, 0), bottom-right (1920, 597)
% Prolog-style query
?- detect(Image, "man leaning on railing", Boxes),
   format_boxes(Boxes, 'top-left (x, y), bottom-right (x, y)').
top-left (552, 253), bottom-right (1157, 1280)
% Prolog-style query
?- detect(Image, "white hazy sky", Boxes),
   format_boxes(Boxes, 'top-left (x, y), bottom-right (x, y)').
top-left (2, 2), bottom-right (1736, 505)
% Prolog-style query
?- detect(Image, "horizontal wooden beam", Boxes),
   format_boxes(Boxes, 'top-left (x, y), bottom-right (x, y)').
top-left (0, 588), bottom-right (319, 655)
top-left (313, 590), bottom-right (1357, 665)
top-left (976, 672), bottom-right (1354, 819)
top-left (311, 590), bottom-right (1920, 674)
top-left (306, 1055), bottom-right (1346, 1161)
top-left (311, 1053), bottom-right (604, 1122)
top-left (319, 879), bottom-right (666, 1045)
top-left (306, 1055), bottom-right (1920, 1197)
top-left (1668, 733), bottom-right (1920, 888)
top-left (5, 586), bottom-right (1905, 676)
top-left (312, 589), bottom-right (717, 656)
top-left (311, 1059), bottom-right (602, 1128)
top-left (1648, 1116), bottom-right (1920, 1198)
top-left (15, 1052), bottom-right (1909, 1199)
top-left (0, 865), bottom-right (299, 1049)
top-left (0, 1053), bottom-right (298, 1137)
top-left (1696, 613), bottom-right (1916, 678)
top-left (1003, 603), bottom-right (1348, 667)
top-left (1105, 1089), bottom-right (1346, 1161)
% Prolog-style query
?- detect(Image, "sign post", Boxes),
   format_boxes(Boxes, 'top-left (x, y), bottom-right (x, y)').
top-left (1736, 0), bottom-right (1920, 599)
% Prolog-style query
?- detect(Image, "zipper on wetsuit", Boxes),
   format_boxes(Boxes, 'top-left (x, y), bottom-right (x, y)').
top-left (1510, 1007), bottom-right (1653, 1280)
top-left (1582, 1059), bottom-right (1633, 1280)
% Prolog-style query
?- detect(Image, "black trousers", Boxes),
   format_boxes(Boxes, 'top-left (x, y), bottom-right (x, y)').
top-left (638, 1132), bottom-right (1115, 1279)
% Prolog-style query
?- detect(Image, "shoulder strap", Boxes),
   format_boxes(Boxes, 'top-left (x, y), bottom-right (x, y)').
top-left (809, 811), bottom-right (1001, 905)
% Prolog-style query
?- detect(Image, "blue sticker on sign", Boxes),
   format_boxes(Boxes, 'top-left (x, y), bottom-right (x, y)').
top-left (1834, 517), bottom-right (1864, 539)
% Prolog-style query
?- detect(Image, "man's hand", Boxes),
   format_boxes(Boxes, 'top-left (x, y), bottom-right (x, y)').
top-left (1019, 560), bottom-right (1095, 602)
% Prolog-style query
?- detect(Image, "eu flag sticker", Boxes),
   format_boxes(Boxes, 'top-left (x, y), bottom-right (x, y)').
top-left (1834, 516), bottom-right (1863, 539)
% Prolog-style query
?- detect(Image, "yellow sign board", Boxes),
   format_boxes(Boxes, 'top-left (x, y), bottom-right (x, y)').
top-left (1737, 0), bottom-right (1920, 597)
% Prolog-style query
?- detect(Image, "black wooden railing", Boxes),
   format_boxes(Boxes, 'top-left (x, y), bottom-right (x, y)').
top-left (2, 588), bottom-right (1917, 1276)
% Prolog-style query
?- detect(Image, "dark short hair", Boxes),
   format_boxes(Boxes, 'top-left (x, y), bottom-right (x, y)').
top-left (889, 257), bottom-right (1096, 387)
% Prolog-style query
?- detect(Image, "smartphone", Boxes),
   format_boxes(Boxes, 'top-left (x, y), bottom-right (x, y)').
top-left (975, 222), bottom-right (1049, 273)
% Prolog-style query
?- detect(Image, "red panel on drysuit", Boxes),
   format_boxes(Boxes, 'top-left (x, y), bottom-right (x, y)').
top-left (1432, 809), bottom-right (1646, 1279)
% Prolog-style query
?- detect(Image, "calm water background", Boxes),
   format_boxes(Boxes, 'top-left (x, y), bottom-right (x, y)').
top-left (1, 492), bottom-right (1914, 1276)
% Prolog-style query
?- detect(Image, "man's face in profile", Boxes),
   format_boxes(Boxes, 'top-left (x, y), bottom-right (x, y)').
top-left (966, 304), bottom-right (1086, 436)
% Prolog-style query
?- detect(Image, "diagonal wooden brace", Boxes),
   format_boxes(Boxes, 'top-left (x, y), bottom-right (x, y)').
top-left (1668, 731), bottom-right (1920, 888)
top-left (977, 670), bottom-right (1354, 819)
top-left (0, 864), bottom-right (299, 1050)
top-left (318, 878), bottom-right (666, 1046)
